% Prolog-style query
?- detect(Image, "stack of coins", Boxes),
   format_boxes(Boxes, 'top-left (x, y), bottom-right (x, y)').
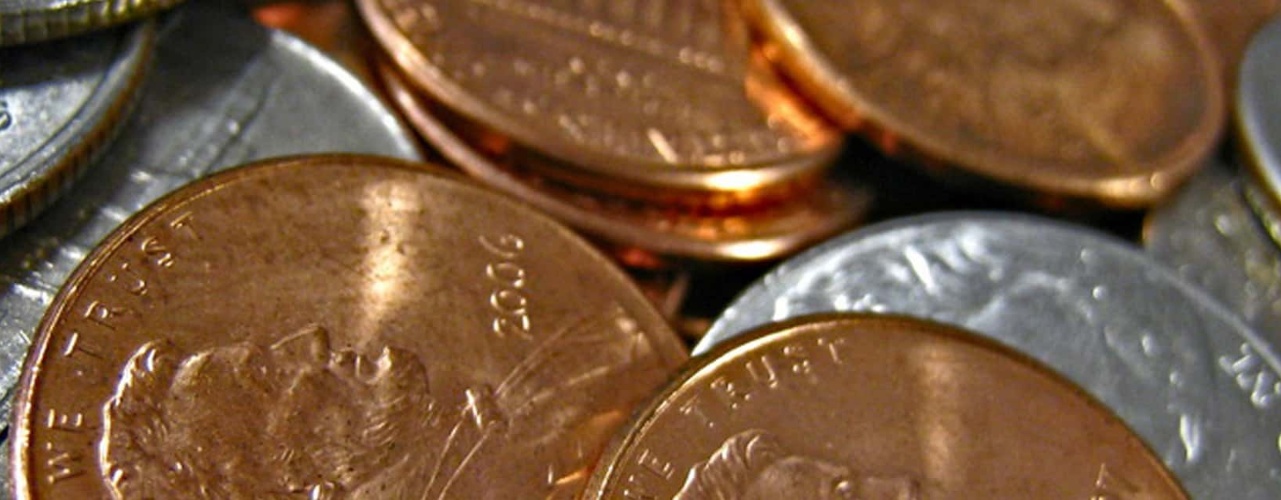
top-left (5, 0), bottom-right (1281, 498)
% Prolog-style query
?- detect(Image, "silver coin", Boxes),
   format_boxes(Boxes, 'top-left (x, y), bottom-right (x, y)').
top-left (1146, 161), bottom-right (1281, 349)
top-left (0, 23), bottom-right (153, 235)
top-left (0, 0), bottom-right (180, 46)
top-left (0, 0), bottom-right (420, 442)
top-left (1240, 15), bottom-right (1281, 246)
top-left (699, 213), bottom-right (1281, 499)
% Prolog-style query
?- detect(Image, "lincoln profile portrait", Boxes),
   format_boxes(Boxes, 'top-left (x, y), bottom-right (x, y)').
top-left (98, 321), bottom-right (649, 499)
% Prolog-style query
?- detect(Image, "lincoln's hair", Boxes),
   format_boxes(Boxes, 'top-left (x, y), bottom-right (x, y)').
top-left (673, 430), bottom-right (784, 499)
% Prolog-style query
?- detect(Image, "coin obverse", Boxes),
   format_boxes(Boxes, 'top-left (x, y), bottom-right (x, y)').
top-left (0, 22), bottom-right (153, 235)
top-left (10, 155), bottom-right (687, 499)
top-left (700, 213), bottom-right (1281, 499)
top-left (586, 314), bottom-right (1187, 499)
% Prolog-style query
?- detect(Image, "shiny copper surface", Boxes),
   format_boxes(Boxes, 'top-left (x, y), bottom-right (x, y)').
top-left (377, 62), bottom-right (871, 263)
top-left (10, 155), bottom-right (687, 498)
top-left (356, 0), bottom-right (842, 196)
top-left (585, 314), bottom-right (1187, 499)
top-left (745, 0), bottom-right (1224, 207)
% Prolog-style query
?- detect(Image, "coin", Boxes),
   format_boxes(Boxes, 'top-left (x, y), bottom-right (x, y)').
top-left (377, 61), bottom-right (870, 263)
top-left (699, 213), bottom-right (1281, 499)
top-left (1175, 0), bottom-right (1280, 87)
top-left (0, 0), bottom-right (179, 45)
top-left (1145, 161), bottom-right (1281, 348)
top-left (1239, 15), bottom-right (1281, 247)
top-left (586, 314), bottom-right (1186, 499)
top-left (10, 154), bottom-right (687, 498)
top-left (0, 23), bottom-right (153, 236)
top-left (745, 0), bottom-right (1224, 207)
top-left (0, 0), bottom-right (420, 443)
top-left (357, 0), bottom-right (842, 198)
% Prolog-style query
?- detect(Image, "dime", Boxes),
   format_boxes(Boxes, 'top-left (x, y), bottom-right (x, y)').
top-left (585, 314), bottom-right (1186, 499)
top-left (10, 155), bottom-right (687, 499)
top-left (1145, 161), bottom-right (1281, 348)
top-left (0, 0), bottom-right (179, 45)
top-left (0, 23), bottom-right (153, 235)
top-left (699, 213), bottom-right (1281, 499)
top-left (1239, 15), bottom-right (1281, 247)
top-left (377, 62), bottom-right (870, 263)
top-left (0, 0), bottom-right (419, 444)
top-left (357, 0), bottom-right (842, 199)
top-left (744, 0), bottom-right (1224, 207)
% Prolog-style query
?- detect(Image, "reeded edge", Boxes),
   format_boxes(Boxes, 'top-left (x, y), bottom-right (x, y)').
top-left (0, 21), bottom-right (156, 237)
top-left (376, 62), bottom-right (871, 263)
top-left (0, 0), bottom-right (181, 46)
top-left (583, 312), bottom-right (1188, 499)
top-left (353, 0), bottom-right (843, 194)
top-left (744, 0), bottom-right (1225, 208)
top-left (9, 153), bottom-right (688, 499)
top-left (1237, 17), bottom-right (1281, 248)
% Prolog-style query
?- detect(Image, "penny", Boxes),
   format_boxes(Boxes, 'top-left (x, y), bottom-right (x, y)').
top-left (585, 314), bottom-right (1186, 499)
top-left (10, 155), bottom-right (687, 498)
top-left (1145, 161), bottom-right (1281, 348)
top-left (1239, 15), bottom-right (1281, 247)
top-left (0, 0), bottom-right (420, 443)
top-left (0, 0), bottom-right (178, 45)
top-left (745, 0), bottom-right (1224, 207)
top-left (698, 213), bottom-right (1281, 499)
top-left (357, 0), bottom-right (842, 199)
top-left (1176, 0), bottom-right (1280, 87)
top-left (0, 23), bottom-right (153, 235)
top-left (377, 61), bottom-right (870, 263)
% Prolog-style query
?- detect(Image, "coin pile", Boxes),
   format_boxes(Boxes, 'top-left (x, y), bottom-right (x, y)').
top-left (3, 0), bottom-right (1281, 498)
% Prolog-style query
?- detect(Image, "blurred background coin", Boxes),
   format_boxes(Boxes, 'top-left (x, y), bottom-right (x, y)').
top-left (700, 213), bottom-right (1281, 499)
top-left (1174, 0), bottom-right (1280, 88)
top-left (0, 0), bottom-right (179, 45)
top-left (10, 155), bottom-right (686, 499)
top-left (0, 23), bottom-right (153, 235)
top-left (1240, 15), bottom-right (1281, 246)
top-left (586, 314), bottom-right (1186, 499)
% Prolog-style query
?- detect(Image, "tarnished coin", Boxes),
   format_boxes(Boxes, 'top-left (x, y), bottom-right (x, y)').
top-left (586, 314), bottom-right (1186, 499)
top-left (1145, 161), bottom-right (1281, 348)
top-left (0, 0), bottom-right (179, 45)
top-left (10, 155), bottom-right (687, 499)
top-left (745, 0), bottom-right (1224, 207)
top-left (0, 0), bottom-right (420, 442)
top-left (0, 23), bottom-right (153, 235)
top-left (377, 62), bottom-right (870, 263)
top-left (699, 213), bottom-right (1281, 499)
top-left (357, 0), bottom-right (842, 198)
top-left (1240, 15), bottom-right (1281, 246)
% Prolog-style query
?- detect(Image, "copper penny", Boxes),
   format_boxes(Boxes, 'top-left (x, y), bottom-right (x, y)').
top-left (1175, 0), bottom-right (1280, 87)
top-left (356, 0), bottom-right (842, 197)
top-left (584, 314), bottom-right (1187, 499)
top-left (746, 0), bottom-right (1224, 207)
top-left (376, 62), bottom-right (871, 263)
top-left (10, 155), bottom-right (687, 499)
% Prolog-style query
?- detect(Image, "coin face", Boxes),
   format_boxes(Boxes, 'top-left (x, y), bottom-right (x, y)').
top-left (0, 0), bottom-right (179, 45)
top-left (10, 155), bottom-right (687, 499)
top-left (1145, 161), bottom-right (1281, 349)
top-left (699, 213), bottom-right (1281, 499)
top-left (1239, 15), bottom-right (1281, 246)
top-left (586, 314), bottom-right (1186, 499)
top-left (357, 0), bottom-right (841, 194)
top-left (746, 0), bottom-right (1223, 207)
top-left (1175, 0), bottom-right (1280, 86)
top-left (0, 0), bottom-right (421, 442)
top-left (377, 62), bottom-right (870, 263)
top-left (0, 23), bottom-right (153, 235)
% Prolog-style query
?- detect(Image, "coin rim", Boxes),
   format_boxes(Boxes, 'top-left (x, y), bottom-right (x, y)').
top-left (0, 0), bottom-right (180, 45)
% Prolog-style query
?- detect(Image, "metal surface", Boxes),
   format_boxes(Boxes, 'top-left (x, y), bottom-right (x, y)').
top-left (586, 314), bottom-right (1186, 499)
top-left (700, 213), bottom-right (1281, 499)
top-left (1240, 15), bottom-right (1281, 247)
top-left (0, 23), bottom-right (153, 235)
top-left (1145, 161), bottom-right (1281, 348)
top-left (744, 0), bottom-right (1224, 207)
top-left (358, 0), bottom-right (842, 197)
top-left (10, 155), bottom-right (686, 498)
top-left (1174, 0), bottom-right (1280, 87)
top-left (0, 0), bottom-right (180, 45)
top-left (0, 0), bottom-right (419, 443)
top-left (378, 62), bottom-right (870, 263)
